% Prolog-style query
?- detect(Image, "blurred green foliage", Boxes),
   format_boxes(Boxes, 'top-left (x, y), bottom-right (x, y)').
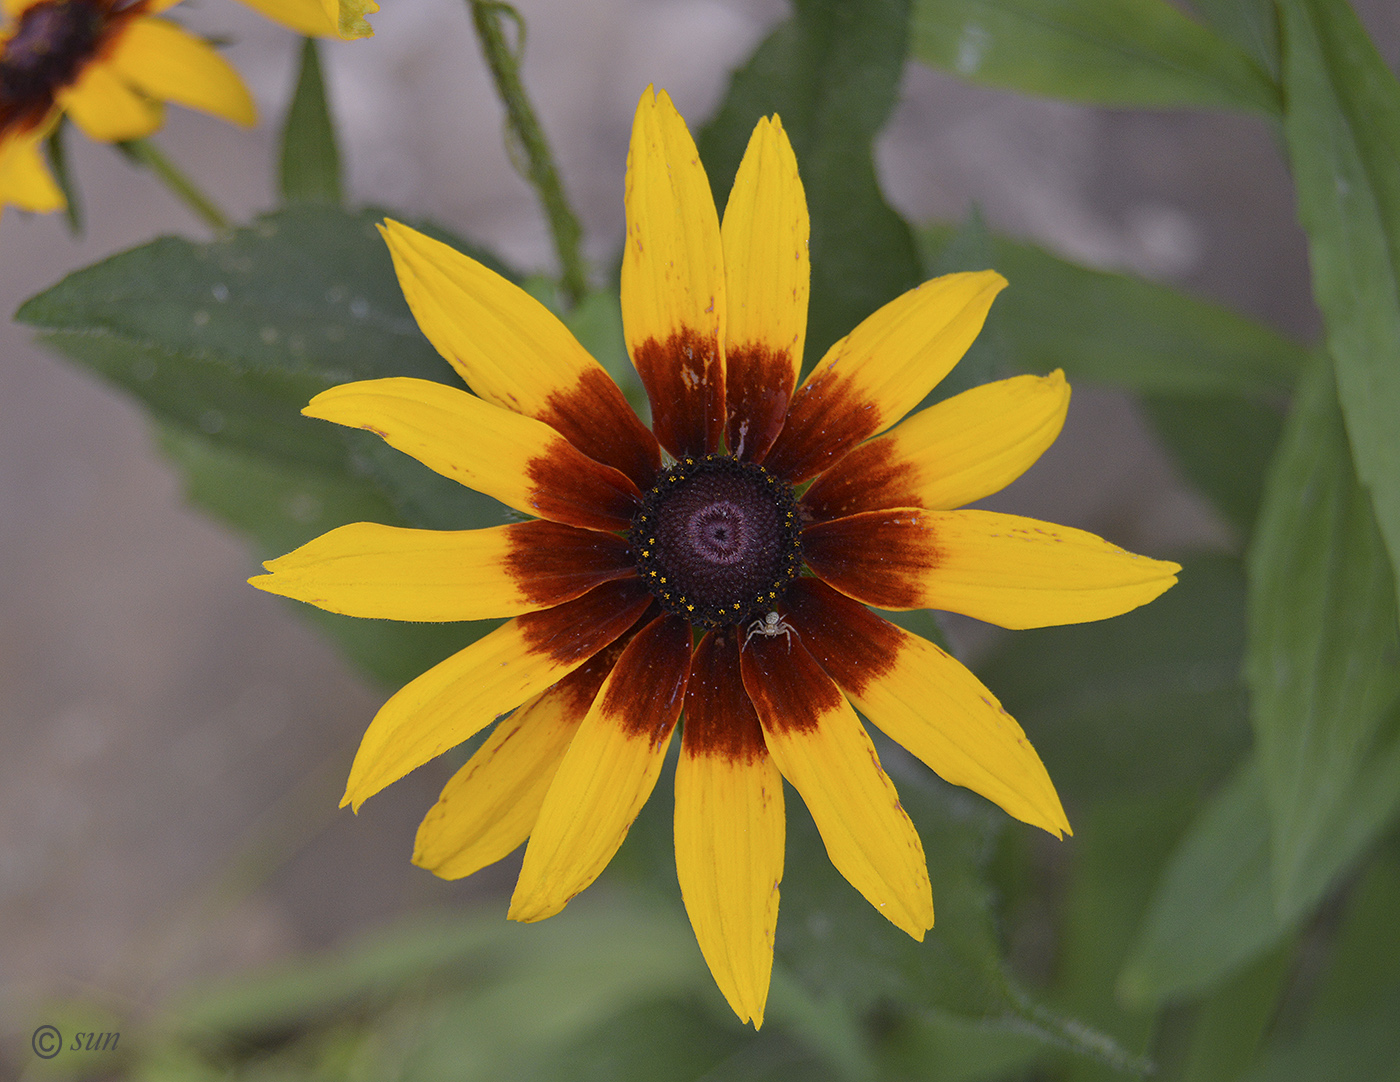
top-left (13, 0), bottom-right (1400, 1078)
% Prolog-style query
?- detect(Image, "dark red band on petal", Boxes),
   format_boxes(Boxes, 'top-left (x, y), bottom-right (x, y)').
top-left (760, 370), bottom-right (879, 484)
top-left (598, 613), bottom-right (693, 745)
top-left (803, 510), bottom-right (938, 610)
top-left (682, 626), bottom-right (768, 763)
top-left (526, 443), bottom-right (644, 531)
top-left (800, 437), bottom-right (920, 521)
top-left (782, 578), bottom-right (903, 697)
top-left (739, 624), bottom-right (843, 736)
top-left (517, 577), bottom-right (653, 666)
top-left (538, 366), bottom-right (662, 491)
top-left (633, 329), bottom-right (725, 459)
top-left (725, 342), bottom-right (795, 463)
top-left (505, 521), bottom-right (636, 607)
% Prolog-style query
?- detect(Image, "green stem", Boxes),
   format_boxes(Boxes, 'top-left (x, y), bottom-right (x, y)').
top-left (469, 1), bottom-right (589, 305)
top-left (118, 138), bottom-right (230, 233)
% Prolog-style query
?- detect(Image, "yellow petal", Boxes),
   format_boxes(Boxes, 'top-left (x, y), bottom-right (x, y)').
top-left (305, 377), bottom-right (642, 532)
top-left (380, 220), bottom-right (660, 489)
top-left (250, 520), bottom-right (632, 621)
top-left (58, 63), bottom-right (163, 143)
top-left (741, 635), bottom-right (934, 938)
top-left (784, 579), bottom-right (1069, 837)
top-left (621, 86), bottom-right (726, 458)
top-left (0, 128), bottom-right (65, 213)
top-left (342, 579), bottom-right (652, 810)
top-left (509, 614), bottom-right (692, 921)
top-left (721, 115), bottom-right (808, 463)
top-left (414, 648), bottom-right (618, 880)
top-left (764, 271), bottom-right (1007, 483)
top-left (805, 508), bottom-right (1181, 628)
top-left (675, 628), bottom-right (784, 1028)
top-left (232, 0), bottom-right (338, 36)
top-left (107, 18), bottom-right (257, 128)
top-left (803, 371), bottom-right (1071, 519)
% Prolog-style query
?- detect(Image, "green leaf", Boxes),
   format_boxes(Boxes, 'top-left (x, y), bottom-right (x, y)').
top-left (698, 0), bottom-right (923, 370)
top-left (1246, 360), bottom-right (1400, 913)
top-left (976, 555), bottom-right (1252, 802)
top-left (1118, 760), bottom-right (1282, 1007)
top-left (279, 37), bottom-right (342, 204)
top-left (1121, 736), bottom-right (1400, 1005)
top-left (1236, 987), bottom-right (1400, 1082)
top-left (43, 119), bottom-right (83, 235)
top-left (1280, 0), bottom-right (1400, 616)
top-left (910, 0), bottom-right (1279, 113)
top-left (1187, 0), bottom-right (1279, 79)
top-left (919, 225), bottom-right (1306, 397)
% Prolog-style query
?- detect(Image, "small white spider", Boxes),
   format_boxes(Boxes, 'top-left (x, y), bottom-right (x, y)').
top-left (743, 610), bottom-right (800, 651)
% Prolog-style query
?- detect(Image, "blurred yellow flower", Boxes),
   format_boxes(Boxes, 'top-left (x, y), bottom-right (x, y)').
top-left (239, 0), bottom-right (376, 39)
top-left (0, 0), bottom-right (256, 217)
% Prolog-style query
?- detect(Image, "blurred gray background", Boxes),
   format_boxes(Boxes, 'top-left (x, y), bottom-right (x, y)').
top-left (1, 0), bottom-right (1395, 1043)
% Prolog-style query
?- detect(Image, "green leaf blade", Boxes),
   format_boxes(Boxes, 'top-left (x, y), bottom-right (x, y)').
top-left (280, 37), bottom-right (343, 205)
top-left (1280, 0), bottom-right (1400, 618)
top-left (1246, 361), bottom-right (1400, 913)
top-left (911, 0), bottom-right (1280, 113)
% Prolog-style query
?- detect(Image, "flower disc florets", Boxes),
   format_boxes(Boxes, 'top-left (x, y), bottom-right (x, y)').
top-left (0, 0), bottom-right (109, 115)
top-left (630, 453), bottom-right (803, 629)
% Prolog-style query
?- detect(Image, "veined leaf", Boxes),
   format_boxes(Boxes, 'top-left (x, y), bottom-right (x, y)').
top-left (698, 0), bottom-right (922, 370)
top-left (1280, 0), bottom-right (1400, 617)
top-left (1247, 360), bottom-right (1400, 913)
top-left (911, 0), bottom-right (1279, 113)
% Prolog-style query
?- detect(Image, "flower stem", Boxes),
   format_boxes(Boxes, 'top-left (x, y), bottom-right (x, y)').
top-left (117, 138), bottom-right (230, 233)
top-left (468, 1), bottom-right (589, 306)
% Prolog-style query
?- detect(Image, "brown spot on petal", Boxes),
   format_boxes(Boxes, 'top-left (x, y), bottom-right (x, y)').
top-left (801, 437), bottom-right (921, 521)
top-left (538, 366), bottom-right (662, 491)
top-left (516, 577), bottom-right (653, 666)
top-left (725, 342), bottom-right (795, 463)
top-left (526, 440), bottom-right (644, 531)
top-left (761, 368), bottom-right (881, 484)
top-left (599, 613), bottom-right (692, 745)
top-left (504, 521), bottom-right (635, 607)
top-left (803, 510), bottom-right (939, 610)
top-left (633, 329), bottom-right (724, 458)
top-left (782, 578), bottom-right (903, 698)
top-left (739, 625), bottom-right (843, 736)
top-left (683, 626), bottom-right (768, 763)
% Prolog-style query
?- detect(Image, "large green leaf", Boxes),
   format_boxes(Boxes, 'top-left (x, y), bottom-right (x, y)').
top-left (1280, 0), bottom-right (1400, 615)
top-left (698, 0), bottom-right (923, 370)
top-left (1246, 361), bottom-right (1400, 912)
top-left (920, 225), bottom-right (1306, 397)
top-left (1187, 0), bottom-right (1279, 78)
top-left (15, 206), bottom-right (519, 684)
top-left (910, 0), bottom-right (1279, 113)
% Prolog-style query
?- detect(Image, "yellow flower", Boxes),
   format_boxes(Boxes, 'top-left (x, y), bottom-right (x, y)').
top-left (0, 0), bottom-right (256, 217)
top-left (251, 87), bottom-right (1180, 1028)
top-left (237, 0), bottom-right (376, 40)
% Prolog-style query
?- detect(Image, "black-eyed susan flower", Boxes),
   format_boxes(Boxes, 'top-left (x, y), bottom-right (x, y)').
top-left (0, 0), bottom-right (257, 217)
top-left (251, 87), bottom-right (1180, 1027)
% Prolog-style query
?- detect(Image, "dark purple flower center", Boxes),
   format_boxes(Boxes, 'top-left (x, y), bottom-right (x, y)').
top-left (631, 454), bottom-right (803, 628)
top-left (1, 0), bottom-right (113, 128)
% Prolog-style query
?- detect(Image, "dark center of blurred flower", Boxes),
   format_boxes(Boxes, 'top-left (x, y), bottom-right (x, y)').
top-left (0, 0), bottom-right (110, 123)
top-left (631, 454), bottom-right (803, 629)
